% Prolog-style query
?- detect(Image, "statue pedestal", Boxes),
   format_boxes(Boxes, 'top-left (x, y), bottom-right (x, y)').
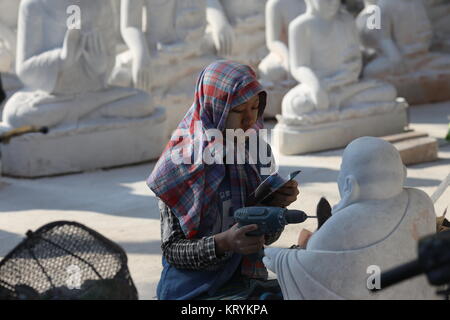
top-left (273, 101), bottom-right (408, 155)
top-left (1, 108), bottom-right (167, 178)
top-left (382, 72), bottom-right (450, 105)
top-left (382, 131), bottom-right (438, 166)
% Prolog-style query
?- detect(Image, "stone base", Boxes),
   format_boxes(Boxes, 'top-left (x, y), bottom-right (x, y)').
top-left (273, 108), bottom-right (408, 155)
top-left (384, 72), bottom-right (450, 105)
top-left (1, 108), bottom-right (167, 178)
top-left (382, 131), bottom-right (439, 166)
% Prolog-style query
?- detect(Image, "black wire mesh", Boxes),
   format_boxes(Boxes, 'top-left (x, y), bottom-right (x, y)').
top-left (0, 221), bottom-right (138, 300)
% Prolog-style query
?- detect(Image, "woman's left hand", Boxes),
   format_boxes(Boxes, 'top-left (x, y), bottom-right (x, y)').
top-left (263, 180), bottom-right (299, 208)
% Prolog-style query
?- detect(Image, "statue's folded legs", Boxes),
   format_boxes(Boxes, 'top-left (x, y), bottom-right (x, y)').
top-left (2, 87), bottom-right (153, 128)
top-left (283, 80), bottom-right (397, 115)
top-left (0, 0), bottom-right (167, 177)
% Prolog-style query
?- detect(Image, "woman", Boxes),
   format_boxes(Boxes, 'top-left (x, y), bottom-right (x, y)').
top-left (147, 60), bottom-right (299, 300)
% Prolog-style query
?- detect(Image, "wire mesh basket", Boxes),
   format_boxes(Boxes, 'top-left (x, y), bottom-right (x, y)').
top-left (0, 221), bottom-right (138, 300)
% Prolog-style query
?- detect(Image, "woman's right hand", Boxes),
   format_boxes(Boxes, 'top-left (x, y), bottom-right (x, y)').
top-left (215, 223), bottom-right (265, 256)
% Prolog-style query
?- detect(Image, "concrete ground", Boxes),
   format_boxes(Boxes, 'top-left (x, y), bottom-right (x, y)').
top-left (0, 101), bottom-right (448, 300)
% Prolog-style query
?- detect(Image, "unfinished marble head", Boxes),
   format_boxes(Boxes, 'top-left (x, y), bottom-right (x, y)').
top-left (281, 0), bottom-right (399, 122)
top-left (264, 137), bottom-right (437, 299)
top-left (335, 137), bottom-right (406, 212)
top-left (1, 0), bottom-right (154, 129)
top-left (357, 0), bottom-right (450, 104)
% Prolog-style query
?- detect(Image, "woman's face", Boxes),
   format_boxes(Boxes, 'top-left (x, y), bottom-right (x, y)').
top-left (225, 94), bottom-right (260, 132)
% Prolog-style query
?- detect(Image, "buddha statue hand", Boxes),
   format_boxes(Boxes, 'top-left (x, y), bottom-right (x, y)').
top-left (82, 32), bottom-right (109, 76)
top-left (212, 19), bottom-right (235, 56)
top-left (132, 52), bottom-right (152, 92)
top-left (309, 86), bottom-right (330, 111)
top-left (60, 28), bottom-right (85, 69)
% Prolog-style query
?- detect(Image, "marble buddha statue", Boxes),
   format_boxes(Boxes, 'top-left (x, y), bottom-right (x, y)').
top-left (264, 137), bottom-right (437, 300)
top-left (116, 0), bottom-right (215, 134)
top-left (0, 0), bottom-right (22, 97)
top-left (0, 0), bottom-right (167, 178)
top-left (258, 0), bottom-right (306, 83)
top-left (205, 0), bottom-right (267, 68)
top-left (272, 0), bottom-right (406, 155)
top-left (357, 0), bottom-right (450, 104)
top-left (114, 0), bottom-right (178, 92)
top-left (255, 0), bottom-right (306, 118)
top-left (1, 0), bottom-right (154, 129)
top-left (282, 0), bottom-right (398, 117)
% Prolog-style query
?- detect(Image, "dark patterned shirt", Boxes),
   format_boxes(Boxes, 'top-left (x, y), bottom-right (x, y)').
top-left (159, 200), bottom-right (283, 271)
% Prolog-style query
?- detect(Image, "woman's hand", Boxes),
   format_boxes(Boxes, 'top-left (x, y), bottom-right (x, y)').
top-left (263, 180), bottom-right (299, 208)
top-left (214, 223), bottom-right (265, 256)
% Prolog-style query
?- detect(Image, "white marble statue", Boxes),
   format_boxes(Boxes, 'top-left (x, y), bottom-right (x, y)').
top-left (0, 0), bottom-right (167, 177)
top-left (424, 0), bottom-right (450, 52)
top-left (272, 0), bottom-right (406, 155)
top-left (256, 0), bottom-right (306, 118)
top-left (205, 0), bottom-right (267, 68)
top-left (1, 0), bottom-right (154, 129)
top-left (117, 0), bottom-right (178, 92)
top-left (357, 0), bottom-right (450, 104)
top-left (258, 0), bottom-right (306, 83)
top-left (0, 0), bottom-right (23, 98)
top-left (115, 0), bottom-right (216, 134)
top-left (283, 0), bottom-right (397, 117)
top-left (264, 137), bottom-right (437, 300)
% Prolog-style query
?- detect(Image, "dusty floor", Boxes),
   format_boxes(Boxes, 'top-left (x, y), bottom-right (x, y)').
top-left (0, 101), bottom-right (449, 300)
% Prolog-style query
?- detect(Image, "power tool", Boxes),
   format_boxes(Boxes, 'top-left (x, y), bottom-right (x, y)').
top-left (234, 206), bottom-right (316, 261)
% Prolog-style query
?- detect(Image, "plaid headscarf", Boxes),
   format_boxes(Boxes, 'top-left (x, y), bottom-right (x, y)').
top-left (147, 60), bottom-right (271, 278)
